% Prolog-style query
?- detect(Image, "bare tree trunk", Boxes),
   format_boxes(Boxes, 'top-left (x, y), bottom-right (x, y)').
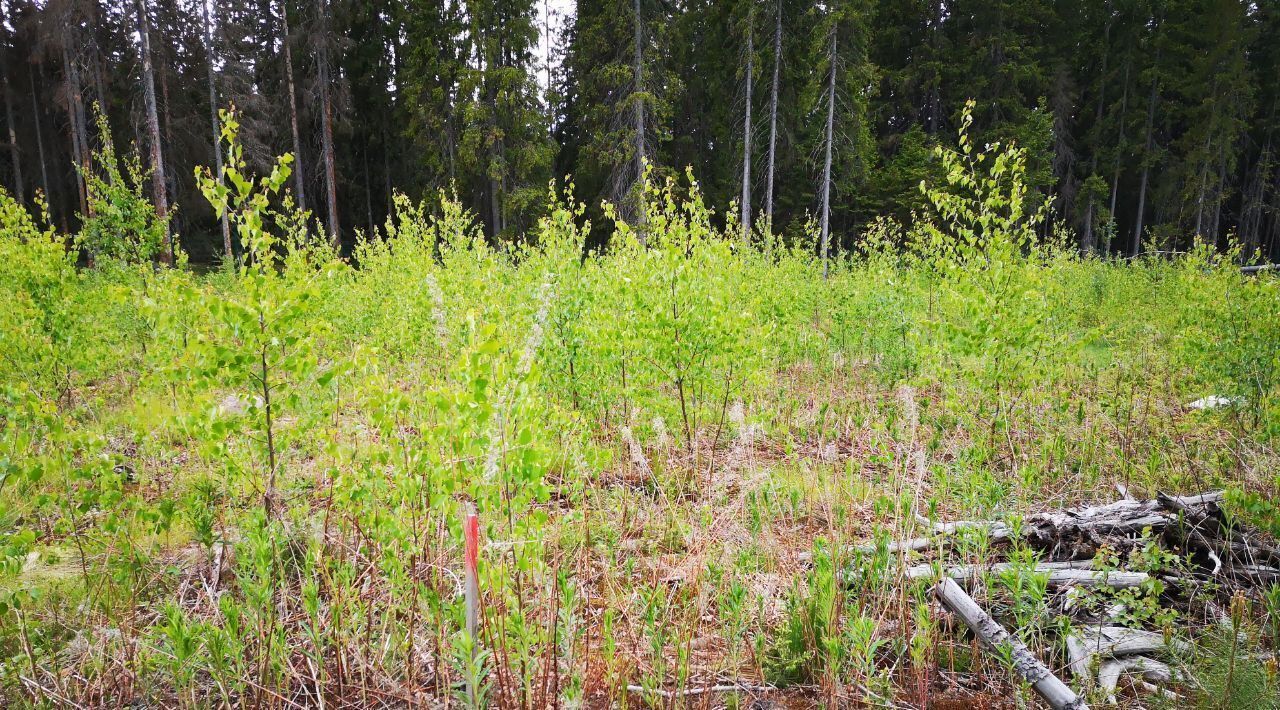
top-left (363, 147), bottom-right (373, 235)
top-left (1210, 157), bottom-right (1224, 244)
top-left (87, 0), bottom-right (109, 120)
top-left (632, 0), bottom-right (646, 239)
top-left (1195, 133), bottom-right (1211, 238)
top-left (1269, 144), bottom-right (1280, 261)
top-left (1241, 99), bottom-right (1274, 260)
top-left (633, 0), bottom-right (645, 174)
top-left (1082, 7), bottom-right (1113, 255)
top-left (819, 28), bottom-right (836, 280)
top-left (446, 110), bottom-right (456, 181)
top-left (61, 38), bottom-right (89, 219)
top-left (740, 12), bottom-right (753, 243)
top-left (1240, 147), bottom-right (1266, 260)
top-left (477, 26), bottom-right (503, 240)
top-left (1132, 71), bottom-right (1157, 256)
top-left (135, 0), bottom-right (172, 264)
top-left (158, 42), bottom-right (177, 226)
top-left (487, 177), bottom-right (501, 238)
top-left (383, 126), bottom-right (392, 208)
top-left (200, 0), bottom-right (233, 261)
top-left (764, 0), bottom-right (781, 226)
top-left (28, 66), bottom-right (51, 207)
top-left (543, 0), bottom-right (553, 127)
top-left (443, 0), bottom-right (460, 183)
top-left (1108, 62), bottom-right (1130, 222)
top-left (1082, 201), bottom-right (1096, 254)
top-left (925, 1), bottom-right (944, 134)
top-left (281, 0), bottom-right (307, 212)
top-left (1, 63), bottom-right (23, 202)
top-left (316, 0), bottom-right (341, 250)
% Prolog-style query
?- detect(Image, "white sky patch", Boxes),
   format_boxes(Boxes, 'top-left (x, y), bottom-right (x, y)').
top-left (535, 0), bottom-right (576, 90)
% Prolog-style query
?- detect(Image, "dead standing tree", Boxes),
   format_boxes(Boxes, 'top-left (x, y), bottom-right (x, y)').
top-left (134, 0), bottom-right (172, 263)
top-left (739, 6), bottom-right (753, 244)
top-left (763, 0), bottom-right (782, 227)
top-left (315, 0), bottom-right (340, 251)
top-left (818, 24), bottom-right (835, 279)
top-left (199, 0), bottom-right (232, 261)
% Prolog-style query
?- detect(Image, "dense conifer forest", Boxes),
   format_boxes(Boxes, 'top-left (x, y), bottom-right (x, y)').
top-left (2, 1), bottom-right (1280, 708)
top-left (1, 0), bottom-right (1278, 261)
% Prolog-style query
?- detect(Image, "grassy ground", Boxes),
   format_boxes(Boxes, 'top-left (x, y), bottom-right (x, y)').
top-left (2, 132), bottom-right (1280, 708)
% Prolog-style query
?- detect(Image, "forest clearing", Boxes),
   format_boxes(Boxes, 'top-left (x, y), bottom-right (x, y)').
top-left (2, 100), bottom-right (1280, 708)
top-left (4, 0), bottom-right (1280, 706)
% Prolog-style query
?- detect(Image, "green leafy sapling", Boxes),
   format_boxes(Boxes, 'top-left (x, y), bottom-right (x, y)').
top-left (193, 108), bottom-right (338, 520)
top-left (77, 106), bottom-right (173, 264)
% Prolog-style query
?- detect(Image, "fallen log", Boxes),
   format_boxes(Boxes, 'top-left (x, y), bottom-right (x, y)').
top-left (854, 519), bottom-right (1013, 554)
top-left (907, 560), bottom-right (1097, 579)
top-left (892, 490), bottom-right (1275, 706)
top-left (854, 536), bottom-right (936, 555)
top-left (935, 577), bottom-right (1089, 710)
top-left (1097, 656), bottom-right (1172, 704)
top-left (1065, 626), bottom-right (1188, 677)
top-left (870, 491), bottom-right (1234, 569)
top-left (907, 561), bottom-right (1150, 589)
top-left (1157, 490), bottom-right (1224, 512)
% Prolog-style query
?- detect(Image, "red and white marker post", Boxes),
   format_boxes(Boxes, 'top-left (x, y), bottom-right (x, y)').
top-left (463, 505), bottom-right (481, 704)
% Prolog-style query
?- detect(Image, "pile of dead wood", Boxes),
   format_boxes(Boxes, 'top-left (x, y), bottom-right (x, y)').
top-left (877, 490), bottom-right (1280, 709)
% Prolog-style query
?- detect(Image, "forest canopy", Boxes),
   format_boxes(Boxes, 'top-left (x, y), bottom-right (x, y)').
top-left (0, 0), bottom-right (1277, 262)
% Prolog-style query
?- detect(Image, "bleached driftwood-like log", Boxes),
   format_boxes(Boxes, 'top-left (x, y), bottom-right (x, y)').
top-left (871, 491), bottom-right (1227, 561)
top-left (907, 561), bottom-right (1149, 589)
top-left (1158, 490), bottom-right (1224, 511)
top-left (906, 560), bottom-right (1097, 580)
top-left (1066, 626), bottom-right (1188, 677)
top-left (854, 536), bottom-right (936, 555)
top-left (1027, 499), bottom-right (1172, 540)
top-left (935, 577), bottom-right (1089, 710)
top-left (1097, 656), bottom-right (1172, 704)
top-left (854, 518), bottom-right (1013, 554)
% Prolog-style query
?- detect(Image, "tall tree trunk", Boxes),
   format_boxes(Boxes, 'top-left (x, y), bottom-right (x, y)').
top-left (1082, 200), bottom-right (1096, 254)
top-left (1195, 133), bottom-right (1211, 238)
top-left (1210, 156), bottom-right (1224, 244)
top-left (487, 177), bottom-right (501, 238)
top-left (316, 0), bottom-right (341, 250)
top-left (1132, 71), bottom-right (1158, 256)
top-left (925, 1), bottom-right (944, 134)
top-left (2, 63), bottom-right (23, 202)
top-left (1240, 143), bottom-right (1268, 260)
top-left (363, 147), bottom-right (373, 235)
top-left (1108, 62), bottom-right (1130, 221)
top-left (383, 124), bottom-right (393, 209)
top-left (479, 26), bottom-right (503, 240)
top-left (135, 0), bottom-right (172, 264)
top-left (159, 49), bottom-right (177, 231)
top-left (1242, 101), bottom-right (1275, 260)
top-left (764, 0), bottom-right (781, 225)
top-left (740, 12), bottom-right (752, 243)
top-left (61, 37), bottom-right (90, 219)
top-left (819, 27), bottom-right (836, 280)
top-left (281, 0), bottom-right (307, 212)
top-left (201, 0), bottom-right (233, 261)
top-left (632, 0), bottom-right (646, 238)
top-left (28, 66), bottom-right (51, 208)
top-left (1082, 6), bottom-right (1113, 254)
top-left (543, 0), bottom-right (553, 127)
top-left (1270, 165), bottom-right (1280, 261)
top-left (87, 0), bottom-right (109, 118)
